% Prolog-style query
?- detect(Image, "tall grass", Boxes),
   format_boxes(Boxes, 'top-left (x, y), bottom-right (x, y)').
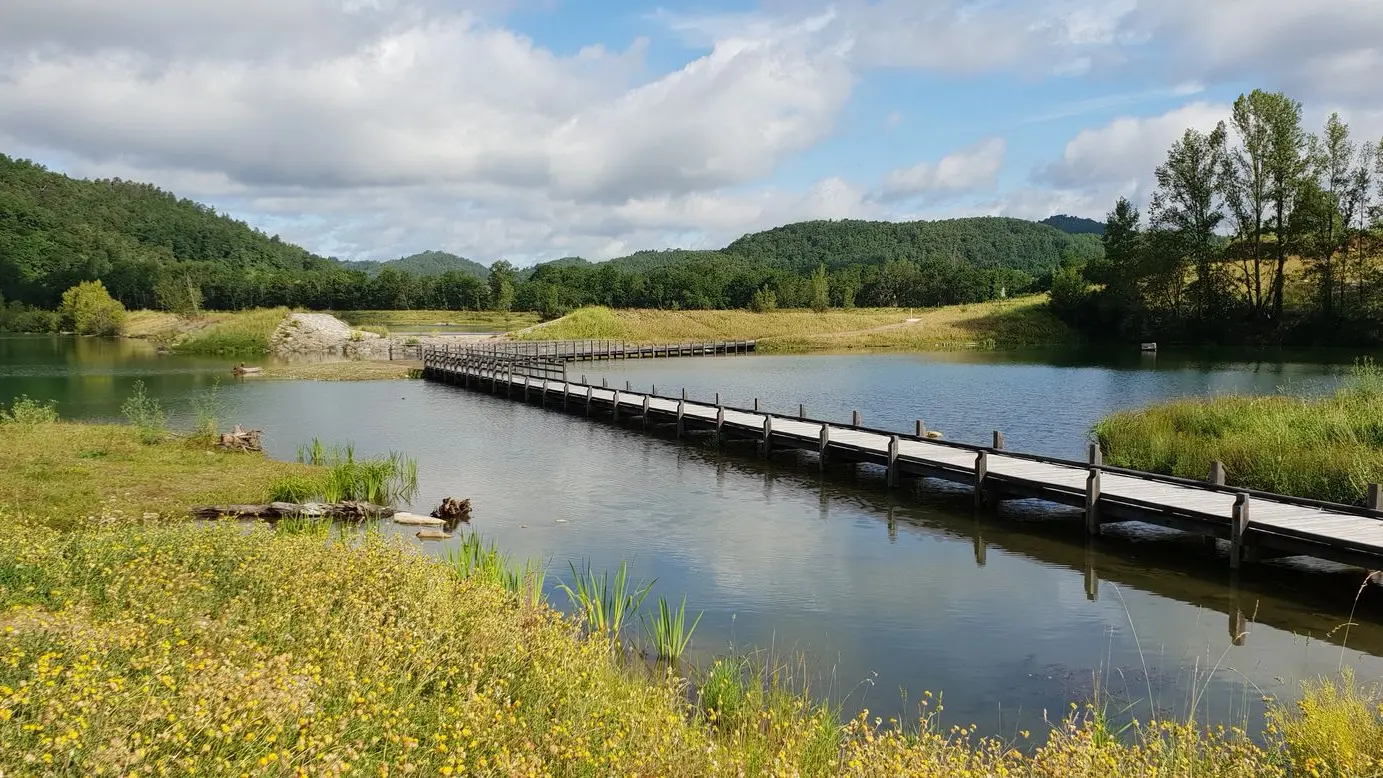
top-left (446, 533), bottom-right (547, 606)
top-left (559, 560), bottom-right (653, 643)
top-left (1095, 359), bottom-right (1383, 503)
top-left (295, 438), bottom-right (418, 505)
top-left (645, 595), bottom-right (703, 663)
top-left (172, 307), bottom-right (289, 355)
top-left (190, 379), bottom-right (225, 442)
top-left (120, 380), bottom-right (166, 444)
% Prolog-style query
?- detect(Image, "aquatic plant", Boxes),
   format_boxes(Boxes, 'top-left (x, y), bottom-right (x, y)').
top-left (120, 380), bottom-right (166, 444)
top-left (0, 394), bottom-right (59, 426)
top-left (559, 560), bottom-right (652, 643)
top-left (296, 439), bottom-right (416, 505)
top-left (644, 595), bottom-right (703, 663)
top-left (266, 474), bottom-right (322, 504)
top-left (447, 534), bottom-right (547, 607)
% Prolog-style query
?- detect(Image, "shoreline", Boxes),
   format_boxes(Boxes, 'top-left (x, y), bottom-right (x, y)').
top-left (0, 416), bottom-right (1376, 774)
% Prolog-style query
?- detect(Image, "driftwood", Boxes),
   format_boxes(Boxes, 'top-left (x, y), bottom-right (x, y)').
top-left (232, 363), bottom-right (264, 376)
top-left (430, 497), bottom-right (472, 528)
top-left (218, 425), bottom-right (263, 452)
top-left (190, 500), bottom-right (396, 522)
top-left (394, 512), bottom-right (446, 527)
top-left (416, 529), bottom-right (454, 541)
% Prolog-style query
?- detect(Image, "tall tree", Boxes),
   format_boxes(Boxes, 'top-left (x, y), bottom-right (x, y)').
top-left (1308, 113), bottom-right (1356, 317)
top-left (1263, 93), bottom-right (1308, 321)
top-left (1151, 124), bottom-right (1229, 321)
top-left (1221, 91), bottom-right (1276, 316)
top-left (810, 264), bottom-right (830, 313)
top-left (488, 260), bottom-right (517, 312)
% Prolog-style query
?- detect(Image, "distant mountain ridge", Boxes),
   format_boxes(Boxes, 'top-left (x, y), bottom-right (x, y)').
top-left (1040, 214), bottom-right (1105, 236)
top-left (341, 250), bottom-right (490, 279)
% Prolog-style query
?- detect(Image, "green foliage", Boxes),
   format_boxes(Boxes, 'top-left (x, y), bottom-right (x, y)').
top-left (446, 534), bottom-right (547, 607)
top-left (559, 561), bottom-right (653, 644)
top-left (644, 595), bottom-right (703, 663)
top-left (297, 439), bottom-right (418, 505)
top-left (0, 395), bottom-right (59, 425)
top-left (266, 474), bottom-right (324, 504)
top-left (809, 264), bottom-right (830, 313)
top-left (0, 297), bottom-right (61, 332)
top-left (154, 273), bottom-right (203, 318)
top-left (119, 380), bottom-right (166, 444)
top-left (748, 286), bottom-right (777, 313)
top-left (1095, 360), bottom-right (1383, 503)
top-left (59, 280), bottom-right (126, 336)
top-left (190, 379), bottom-right (225, 442)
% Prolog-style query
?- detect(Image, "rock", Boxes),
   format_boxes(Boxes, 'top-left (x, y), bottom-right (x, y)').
top-left (416, 529), bottom-right (453, 541)
top-left (393, 512), bottom-right (445, 526)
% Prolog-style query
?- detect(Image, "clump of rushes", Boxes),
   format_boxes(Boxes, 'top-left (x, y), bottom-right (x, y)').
top-left (447, 533), bottom-right (546, 607)
top-left (559, 560), bottom-right (652, 644)
top-left (1095, 358), bottom-right (1383, 503)
top-left (296, 438), bottom-right (417, 505)
top-left (645, 595), bottom-right (703, 663)
top-left (266, 473), bottom-right (323, 503)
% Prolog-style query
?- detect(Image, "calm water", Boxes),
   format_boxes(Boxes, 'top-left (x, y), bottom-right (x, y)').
top-left (4, 334), bottom-right (1383, 737)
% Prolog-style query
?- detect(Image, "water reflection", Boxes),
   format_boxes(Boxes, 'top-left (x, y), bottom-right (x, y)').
top-left (3, 338), bottom-right (1382, 737)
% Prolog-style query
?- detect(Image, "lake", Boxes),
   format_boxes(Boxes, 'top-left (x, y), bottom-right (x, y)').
top-left (3, 334), bottom-right (1382, 738)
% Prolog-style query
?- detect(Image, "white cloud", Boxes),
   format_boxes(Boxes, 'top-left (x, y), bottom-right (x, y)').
top-left (881, 139), bottom-right (1006, 202)
top-left (1039, 102), bottom-right (1228, 194)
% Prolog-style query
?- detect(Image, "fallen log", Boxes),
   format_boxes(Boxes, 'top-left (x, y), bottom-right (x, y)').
top-left (394, 512), bottom-right (446, 527)
top-left (190, 500), bottom-right (396, 521)
top-left (416, 529), bottom-right (453, 541)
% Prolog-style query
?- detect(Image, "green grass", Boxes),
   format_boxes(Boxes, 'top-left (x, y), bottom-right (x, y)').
top-left (516, 296), bottom-right (1074, 352)
top-left (172, 307), bottom-right (289, 355)
top-left (645, 595), bottom-right (703, 663)
top-left (5, 419), bottom-right (1383, 774)
top-left (295, 437), bottom-right (419, 505)
top-left (1095, 360), bottom-right (1383, 503)
top-left (336, 309), bottom-right (542, 330)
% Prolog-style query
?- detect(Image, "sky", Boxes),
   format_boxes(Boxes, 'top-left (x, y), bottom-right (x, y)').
top-left (1, 0), bottom-right (1381, 265)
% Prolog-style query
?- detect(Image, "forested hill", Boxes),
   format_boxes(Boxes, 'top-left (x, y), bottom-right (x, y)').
top-left (343, 251), bottom-right (490, 279)
top-left (1040, 214), bottom-right (1105, 236)
top-left (0, 154), bottom-right (334, 308)
top-left (720, 217), bottom-right (1101, 274)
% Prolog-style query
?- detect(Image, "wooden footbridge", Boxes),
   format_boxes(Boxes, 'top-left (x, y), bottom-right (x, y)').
top-left (422, 347), bottom-right (1383, 573)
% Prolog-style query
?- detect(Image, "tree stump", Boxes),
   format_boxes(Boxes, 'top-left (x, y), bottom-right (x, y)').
top-left (430, 497), bottom-right (472, 529)
top-left (218, 425), bottom-right (263, 452)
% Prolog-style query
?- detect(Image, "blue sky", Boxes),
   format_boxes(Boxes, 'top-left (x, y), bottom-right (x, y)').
top-left (0, 0), bottom-right (1380, 264)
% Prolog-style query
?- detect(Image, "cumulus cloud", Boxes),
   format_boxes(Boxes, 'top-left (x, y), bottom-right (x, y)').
top-left (880, 139), bottom-right (1006, 202)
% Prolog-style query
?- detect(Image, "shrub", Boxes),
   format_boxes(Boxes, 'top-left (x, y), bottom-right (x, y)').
top-left (120, 380), bottom-right (166, 444)
top-left (190, 380), bottom-right (225, 442)
top-left (749, 286), bottom-right (777, 313)
top-left (0, 395), bottom-right (59, 425)
top-left (59, 280), bottom-right (127, 336)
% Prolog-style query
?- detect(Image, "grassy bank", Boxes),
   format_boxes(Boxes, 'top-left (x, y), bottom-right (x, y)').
top-left (517, 296), bottom-right (1073, 352)
top-left (260, 359), bottom-right (421, 381)
top-left (2, 415), bottom-right (1382, 774)
top-left (125, 307), bottom-right (290, 355)
top-left (1095, 361), bottom-right (1383, 504)
top-left (337, 309), bottom-right (541, 331)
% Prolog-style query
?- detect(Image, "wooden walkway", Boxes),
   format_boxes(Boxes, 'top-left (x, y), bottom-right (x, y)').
top-left (454, 339), bottom-right (755, 362)
top-left (422, 351), bottom-right (1383, 573)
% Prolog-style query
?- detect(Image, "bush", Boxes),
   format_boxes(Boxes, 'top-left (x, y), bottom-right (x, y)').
top-left (120, 380), bottom-right (166, 444)
top-left (749, 286), bottom-right (777, 313)
top-left (0, 395), bottom-right (59, 425)
top-left (59, 280), bottom-right (127, 336)
top-left (0, 300), bottom-right (61, 333)
top-left (190, 380), bottom-right (225, 442)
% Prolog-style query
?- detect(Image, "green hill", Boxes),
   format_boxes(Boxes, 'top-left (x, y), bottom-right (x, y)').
top-left (342, 250), bottom-right (490, 279)
top-left (1040, 214), bottom-right (1105, 236)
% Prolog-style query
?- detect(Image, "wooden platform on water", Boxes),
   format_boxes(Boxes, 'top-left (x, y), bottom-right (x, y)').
top-left (422, 349), bottom-right (1383, 574)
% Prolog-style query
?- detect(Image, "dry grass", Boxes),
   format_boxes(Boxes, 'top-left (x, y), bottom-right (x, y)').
top-left (0, 421), bottom-right (320, 530)
top-left (338, 310), bottom-right (542, 330)
top-left (260, 359), bottom-right (421, 381)
top-left (516, 296), bottom-right (1072, 352)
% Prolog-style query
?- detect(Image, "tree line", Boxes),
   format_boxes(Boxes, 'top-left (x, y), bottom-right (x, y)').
top-left (1053, 90), bottom-right (1383, 344)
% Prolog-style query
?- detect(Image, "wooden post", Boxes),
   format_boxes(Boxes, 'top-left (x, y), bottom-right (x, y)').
top-left (799, 403), bottom-right (806, 420)
top-left (506, 368), bottom-right (513, 398)
top-left (1230, 493), bottom-right (1251, 570)
top-left (715, 406), bottom-right (724, 443)
top-left (676, 399), bottom-right (685, 438)
top-left (682, 388), bottom-right (687, 401)
top-left (887, 435), bottom-right (900, 487)
top-left (642, 396), bottom-right (650, 430)
top-left (760, 416), bottom-right (772, 458)
top-left (974, 450), bottom-right (988, 509)
top-left (625, 380), bottom-right (631, 391)
top-left (992, 430), bottom-right (1004, 450)
top-left (715, 392), bottom-right (721, 407)
top-left (602, 377), bottom-right (608, 389)
top-left (1085, 467), bottom-right (1101, 535)
top-left (754, 398), bottom-right (760, 412)
top-left (818, 423), bottom-right (829, 471)
top-left (916, 419), bottom-right (925, 438)
top-left (1088, 443), bottom-right (1102, 467)
top-left (581, 374), bottom-right (586, 385)
top-left (541, 379), bottom-right (548, 406)
top-left (613, 390), bottom-right (620, 422)
top-left (563, 380), bottom-right (569, 411)
top-left (852, 410), bottom-right (861, 428)
top-left (585, 385), bottom-right (593, 416)
top-left (1209, 460), bottom-right (1226, 486)
top-left (1369, 483), bottom-right (1381, 511)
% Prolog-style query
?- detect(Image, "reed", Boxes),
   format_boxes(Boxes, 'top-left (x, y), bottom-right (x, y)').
top-left (559, 560), bottom-right (653, 643)
top-left (266, 474), bottom-right (323, 503)
top-left (295, 439), bottom-right (417, 505)
top-left (1095, 359), bottom-right (1383, 503)
top-left (446, 533), bottom-right (547, 606)
top-left (644, 595), bottom-right (703, 663)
